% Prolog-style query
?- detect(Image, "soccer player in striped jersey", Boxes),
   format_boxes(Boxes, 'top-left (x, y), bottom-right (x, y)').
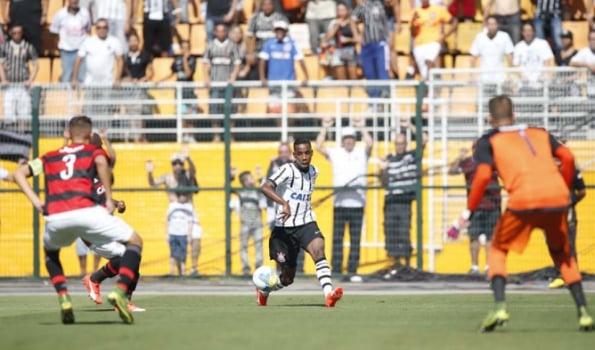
top-left (13, 115), bottom-right (143, 325)
top-left (260, 138), bottom-right (343, 307)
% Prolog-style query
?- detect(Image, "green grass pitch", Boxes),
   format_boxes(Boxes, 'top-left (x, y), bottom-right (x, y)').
top-left (0, 293), bottom-right (594, 350)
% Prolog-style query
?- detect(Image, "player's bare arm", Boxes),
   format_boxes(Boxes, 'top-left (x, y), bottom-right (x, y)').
top-left (96, 154), bottom-right (115, 213)
top-left (261, 181), bottom-right (291, 223)
top-left (13, 161), bottom-right (45, 213)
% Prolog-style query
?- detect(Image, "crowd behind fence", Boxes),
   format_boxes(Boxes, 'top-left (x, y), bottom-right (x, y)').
top-left (1, 67), bottom-right (595, 278)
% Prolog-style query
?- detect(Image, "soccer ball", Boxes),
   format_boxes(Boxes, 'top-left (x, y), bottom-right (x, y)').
top-left (252, 265), bottom-right (279, 292)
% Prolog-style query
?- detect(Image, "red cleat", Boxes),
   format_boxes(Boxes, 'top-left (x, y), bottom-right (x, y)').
top-left (325, 287), bottom-right (343, 307)
top-left (256, 288), bottom-right (269, 306)
top-left (82, 274), bottom-right (102, 304)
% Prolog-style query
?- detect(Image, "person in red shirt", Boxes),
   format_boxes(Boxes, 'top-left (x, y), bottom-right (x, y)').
top-left (457, 95), bottom-right (593, 332)
top-left (13, 115), bottom-right (143, 325)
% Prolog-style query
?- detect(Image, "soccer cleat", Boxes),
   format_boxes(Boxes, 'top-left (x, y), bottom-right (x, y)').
top-left (58, 294), bottom-right (75, 324)
top-left (479, 309), bottom-right (510, 332)
top-left (107, 290), bottom-right (134, 324)
top-left (82, 274), bottom-right (102, 304)
top-left (578, 307), bottom-right (594, 331)
top-left (127, 301), bottom-right (146, 313)
top-left (256, 288), bottom-right (268, 306)
top-left (548, 278), bottom-right (565, 289)
top-left (325, 287), bottom-right (343, 307)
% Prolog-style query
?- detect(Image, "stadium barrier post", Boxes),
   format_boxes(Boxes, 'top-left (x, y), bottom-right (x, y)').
top-left (31, 86), bottom-right (41, 278)
top-left (415, 82), bottom-right (425, 271)
top-left (224, 83), bottom-right (233, 276)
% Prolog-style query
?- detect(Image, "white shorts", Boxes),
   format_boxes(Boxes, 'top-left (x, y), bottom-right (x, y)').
top-left (413, 41), bottom-right (442, 80)
top-left (44, 206), bottom-right (134, 251)
top-left (4, 86), bottom-right (31, 122)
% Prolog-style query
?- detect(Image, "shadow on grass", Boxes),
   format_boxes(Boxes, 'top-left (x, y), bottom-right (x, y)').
top-left (274, 303), bottom-right (326, 307)
top-left (39, 320), bottom-right (122, 325)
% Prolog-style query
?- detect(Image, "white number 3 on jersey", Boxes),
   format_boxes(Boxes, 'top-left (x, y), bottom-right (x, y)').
top-left (60, 154), bottom-right (77, 180)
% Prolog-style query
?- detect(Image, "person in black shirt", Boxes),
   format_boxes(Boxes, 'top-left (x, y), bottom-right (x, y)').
top-left (1, 0), bottom-right (47, 56)
top-left (206, 0), bottom-right (238, 41)
top-left (161, 40), bottom-right (196, 115)
top-left (555, 29), bottom-right (578, 66)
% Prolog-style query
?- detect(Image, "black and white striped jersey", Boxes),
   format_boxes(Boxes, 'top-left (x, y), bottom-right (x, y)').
top-left (267, 162), bottom-right (318, 227)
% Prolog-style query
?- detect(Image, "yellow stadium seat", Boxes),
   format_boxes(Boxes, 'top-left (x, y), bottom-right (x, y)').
top-left (315, 87), bottom-right (348, 116)
top-left (147, 88), bottom-right (176, 116)
top-left (51, 57), bottom-right (62, 82)
top-left (48, 0), bottom-right (64, 24)
top-left (455, 22), bottom-right (483, 54)
top-left (520, 0), bottom-right (535, 20)
top-left (34, 57), bottom-right (51, 83)
top-left (42, 89), bottom-right (71, 118)
top-left (295, 87), bottom-right (315, 114)
top-left (349, 87), bottom-right (369, 115)
top-left (562, 21), bottom-right (588, 49)
top-left (400, 0), bottom-right (412, 22)
top-left (190, 24), bottom-right (207, 56)
top-left (243, 0), bottom-right (255, 21)
top-left (187, 1), bottom-right (201, 23)
top-left (296, 56), bottom-right (319, 81)
top-left (394, 26), bottom-right (411, 55)
top-left (246, 88), bottom-right (269, 114)
top-left (152, 57), bottom-right (175, 82)
top-left (175, 23), bottom-right (190, 41)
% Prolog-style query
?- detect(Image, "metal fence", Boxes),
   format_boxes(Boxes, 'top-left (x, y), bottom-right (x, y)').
top-left (1, 68), bottom-right (594, 278)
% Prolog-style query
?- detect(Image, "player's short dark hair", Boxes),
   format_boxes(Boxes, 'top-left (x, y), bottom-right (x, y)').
top-left (239, 171), bottom-right (252, 185)
top-left (293, 138), bottom-right (312, 150)
top-left (69, 115), bottom-right (93, 130)
top-left (488, 95), bottom-right (514, 121)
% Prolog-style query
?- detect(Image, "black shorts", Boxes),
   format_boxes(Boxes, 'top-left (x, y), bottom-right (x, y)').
top-left (469, 210), bottom-right (500, 240)
top-left (269, 222), bottom-right (323, 268)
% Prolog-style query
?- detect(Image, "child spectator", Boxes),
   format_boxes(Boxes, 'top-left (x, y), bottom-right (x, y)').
top-left (166, 189), bottom-right (194, 276)
top-left (230, 167), bottom-right (266, 275)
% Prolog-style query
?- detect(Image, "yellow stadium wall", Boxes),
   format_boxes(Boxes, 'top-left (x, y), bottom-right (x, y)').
top-left (1, 139), bottom-right (594, 277)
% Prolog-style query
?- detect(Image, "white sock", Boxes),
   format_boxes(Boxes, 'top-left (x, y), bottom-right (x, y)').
top-left (471, 265), bottom-right (479, 271)
top-left (315, 259), bottom-right (333, 296)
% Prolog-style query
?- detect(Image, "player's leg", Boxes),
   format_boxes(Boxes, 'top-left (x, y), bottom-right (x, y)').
top-left (542, 212), bottom-right (593, 331)
top-left (483, 210), bottom-right (499, 275)
top-left (467, 211), bottom-right (483, 274)
top-left (481, 211), bottom-right (531, 332)
top-left (302, 222), bottom-right (343, 307)
top-left (257, 227), bottom-right (297, 306)
top-left (43, 219), bottom-right (79, 324)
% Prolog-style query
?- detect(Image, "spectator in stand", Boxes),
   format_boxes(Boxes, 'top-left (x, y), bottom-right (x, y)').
top-left (384, 0), bottom-right (401, 79)
top-left (140, 0), bottom-right (180, 57)
top-left (203, 23), bottom-right (241, 142)
top-left (513, 22), bottom-right (554, 84)
top-left (326, 1), bottom-right (361, 80)
top-left (352, 0), bottom-right (390, 100)
top-left (246, 0), bottom-right (289, 81)
top-left (259, 20), bottom-right (308, 117)
top-left (410, 0), bottom-right (458, 81)
top-left (556, 29), bottom-right (577, 66)
top-left (447, 0), bottom-right (475, 21)
top-left (230, 25), bottom-right (252, 113)
top-left (87, 0), bottom-right (133, 54)
top-left (304, 0), bottom-right (336, 56)
top-left (205, 0), bottom-right (239, 42)
top-left (570, 30), bottom-right (595, 98)
top-left (122, 32), bottom-right (154, 142)
top-left (483, 0), bottom-right (521, 44)
top-left (1, 0), bottom-right (47, 56)
top-left (533, 0), bottom-right (563, 56)
top-left (178, 0), bottom-right (198, 24)
top-left (72, 19), bottom-right (124, 123)
top-left (0, 25), bottom-right (38, 134)
top-left (50, 0), bottom-right (92, 84)
top-left (469, 15), bottom-right (513, 92)
top-left (161, 40), bottom-right (197, 116)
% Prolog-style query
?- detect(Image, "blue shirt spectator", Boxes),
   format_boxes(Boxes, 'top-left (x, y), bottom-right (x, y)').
top-left (258, 21), bottom-right (308, 83)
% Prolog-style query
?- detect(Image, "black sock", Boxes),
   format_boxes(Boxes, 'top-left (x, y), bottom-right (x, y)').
top-left (45, 249), bottom-right (67, 295)
top-left (568, 282), bottom-right (587, 312)
top-left (491, 275), bottom-right (506, 303)
top-left (91, 256), bottom-right (121, 283)
top-left (127, 271), bottom-right (140, 300)
top-left (116, 245), bottom-right (142, 294)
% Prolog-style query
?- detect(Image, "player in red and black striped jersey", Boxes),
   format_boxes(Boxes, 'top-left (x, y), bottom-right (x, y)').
top-left (13, 116), bottom-right (143, 325)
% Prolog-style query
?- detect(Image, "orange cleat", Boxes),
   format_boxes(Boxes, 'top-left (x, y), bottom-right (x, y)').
top-left (325, 287), bottom-right (343, 307)
top-left (82, 274), bottom-right (102, 304)
top-left (256, 288), bottom-right (269, 306)
top-left (127, 301), bottom-right (146, 312)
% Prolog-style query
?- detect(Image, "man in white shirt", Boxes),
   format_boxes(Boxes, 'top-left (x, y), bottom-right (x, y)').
top-left (316, 117), bottom-right (373, 280)
top-left (71, 19), bottom-right (123, 121)
top-left (470, 15), bottom-right (514, 85)
top-left (50, 0), bottom-right (92, 83)
top-left (513, 22), bottom-right (554, 84)
top-left (570, 30), bottom-right (595, 97)
top-left (87, 0), bottom-right (133, 54)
